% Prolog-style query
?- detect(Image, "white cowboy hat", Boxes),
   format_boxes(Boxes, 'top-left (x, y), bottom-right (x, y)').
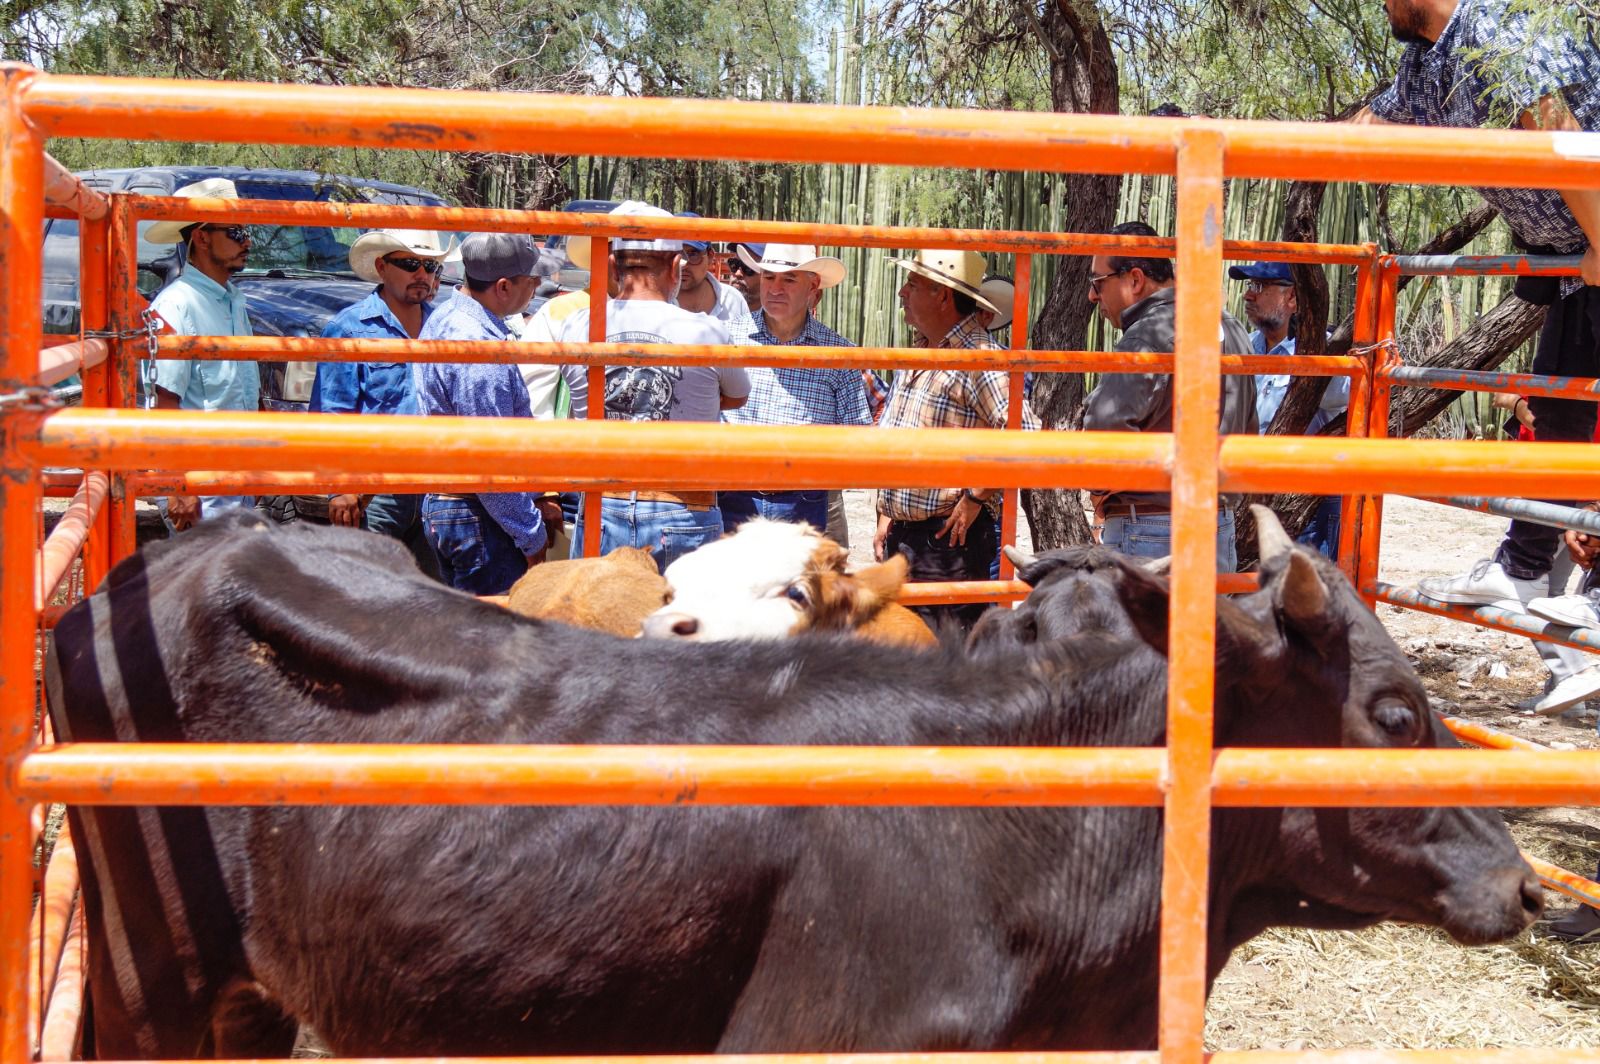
top-left (891, 249), bottom-right (998, 314)
top-left (980, 276), bottom-right (1016, 330)
top-left (735, 243), bottom-right (846, 289)
top-left (145, 177), bottom-right (243, 245)
top-left (348, 229), bottom-right (460, 283)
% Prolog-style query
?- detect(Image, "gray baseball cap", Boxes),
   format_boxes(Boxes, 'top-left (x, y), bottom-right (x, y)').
top-left (461, 231), bottom-right (541, 284)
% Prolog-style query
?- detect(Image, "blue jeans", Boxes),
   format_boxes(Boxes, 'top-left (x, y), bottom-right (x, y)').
top-left (421, 494), bottom-right (527, 595)
top-left (720, 490), bottom-right (828, 534)
top-left (572, 494), bottom-right (722, 574)
top-left (365, 492), bottom-right (442, 581)
top-left (1296, 497), bottom-right (1341, 561)
top-left (1101, 507), bottom-right (1237, 573)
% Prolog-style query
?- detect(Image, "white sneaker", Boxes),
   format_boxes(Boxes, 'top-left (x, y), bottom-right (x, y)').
top-left (1527, 591), bottom-right (1600, 630)
top-left (1532, 665), bottom-right (1600, 716)
top-left (1417, 559), bottom-right (1544, 607)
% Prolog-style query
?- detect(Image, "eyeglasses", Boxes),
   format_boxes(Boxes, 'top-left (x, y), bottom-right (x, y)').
top-left (1087, 268), bottom-right (1128, 295)
top-left (383, 255), bottom-right (444, 276)
top-left (682, 248), bottom-right (706, 264)
top-left (1244, 280), bottom-right (1293, 295)
top-left (202, 225), bottom-right (251, 244)
top-left (727, 258), bottom-right (757, 275)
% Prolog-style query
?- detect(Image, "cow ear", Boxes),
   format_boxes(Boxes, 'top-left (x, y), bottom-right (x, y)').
top-left (848, 553), bottom-right (909, 600)
top-left (810, 566), bottom-right (893, 630)
top-left (1112, 559), bottom-right (1172, 655)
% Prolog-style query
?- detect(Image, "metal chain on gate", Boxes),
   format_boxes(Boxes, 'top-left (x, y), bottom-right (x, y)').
top-left (1346, 338), bottom-right (1399, 359)
top-left (84, 308), bottom-right (163, 407)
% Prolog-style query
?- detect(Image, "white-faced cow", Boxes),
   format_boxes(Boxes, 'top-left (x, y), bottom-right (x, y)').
top-left (46, 510), bottom-right (1538, 1058)
top-left (643, 518), bottom-right (936, 647)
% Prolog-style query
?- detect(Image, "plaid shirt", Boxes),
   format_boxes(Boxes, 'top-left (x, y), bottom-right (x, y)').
top-left (876, 315), bottom-right (1038, 521)
top-left (723, 311), bottom-right (872, 427)
top-left (1371, 0), bottom-right (1598, 284)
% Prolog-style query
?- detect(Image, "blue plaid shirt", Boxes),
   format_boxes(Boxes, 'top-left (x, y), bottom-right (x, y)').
top-left (722, 311), bottom-right (872, 427)
top-left (1371, 0), bottom-right (1599, 261)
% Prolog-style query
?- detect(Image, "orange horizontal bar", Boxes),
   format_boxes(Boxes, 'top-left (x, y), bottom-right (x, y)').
top-left (25, 411), bottom-right (1600, 500)
top-left (23, 74), bottom-right (1600, 191)
top-left (158, 335), bottom-right (1365, 377)
top-left (21, 411), bottom-right (1173, 492)
top-left (48, 1054), bottom-right (1588, 1064)
top-left (16, 745), bottom-right (1599, 808)
top-left (1217, 435), bottom-right (1600, 498)
top-left (1525, 853), bottom-right (1600, 909)
top-left (115, 194), bottom-right (1373, 263)
top-left (1437, 715), bottom-right (1546, 752)
top-left (16, 744), bottom-right (1167, 807)
top-left (37, 336), bottom-right (107, 388)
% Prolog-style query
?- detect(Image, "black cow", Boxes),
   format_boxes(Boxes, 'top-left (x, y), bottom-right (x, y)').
top-left (45, 509), bottom-right (1539, 1058)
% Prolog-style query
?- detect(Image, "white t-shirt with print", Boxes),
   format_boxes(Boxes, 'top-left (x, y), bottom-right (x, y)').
top-left (556, 298), bottom-right (750, 423)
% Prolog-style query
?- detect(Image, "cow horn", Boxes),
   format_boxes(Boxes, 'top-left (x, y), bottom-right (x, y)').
top-left (1142, 556), bottom-right (1172, 575)
top-left (1281, 549), bottom-right (1329, 622)
top-left (1003, 545), bottom-right (1037, 571)
top-left (1250, 504), bottom-right (1294, 564)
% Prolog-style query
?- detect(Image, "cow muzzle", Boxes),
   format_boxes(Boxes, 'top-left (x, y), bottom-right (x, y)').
top-left (1438, 863), bottom-right (1543, 945)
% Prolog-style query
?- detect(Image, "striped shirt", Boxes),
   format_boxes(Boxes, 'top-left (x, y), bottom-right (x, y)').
top-left (723, 311), bottom-right (871, 427)
top-left (876, 315), bottom-right (1037, 521)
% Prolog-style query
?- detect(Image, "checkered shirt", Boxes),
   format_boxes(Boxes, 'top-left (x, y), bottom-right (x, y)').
top-left (1371, 0), bottom-right (1599, 277)
top-left (876, 315), bottom-right (1038, 521)
top-left (722, 311), bottom-right (872, 428)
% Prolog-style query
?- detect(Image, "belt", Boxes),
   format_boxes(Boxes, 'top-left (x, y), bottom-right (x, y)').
top-left (1100, 502), bottom-right (1171, 519)
top-left (430, 492), bottom-right (468, 501)
top-left (601, 490), bottom-right (718, 511)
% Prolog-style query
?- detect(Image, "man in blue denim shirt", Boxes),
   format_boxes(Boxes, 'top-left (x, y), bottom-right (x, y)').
top-left (1359, 1), bottom-right (1600, 610)
top-left (312, 229), bottom-right (457, 579)
top-left (415, 232), bottom-right (558, 594)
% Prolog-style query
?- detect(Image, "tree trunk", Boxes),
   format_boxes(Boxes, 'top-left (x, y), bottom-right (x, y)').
top-left (1021, 0), bottom-right (1120, 550)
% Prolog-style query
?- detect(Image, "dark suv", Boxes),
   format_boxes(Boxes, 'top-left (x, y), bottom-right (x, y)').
top-left (42, 165), bottom-right (453, 408)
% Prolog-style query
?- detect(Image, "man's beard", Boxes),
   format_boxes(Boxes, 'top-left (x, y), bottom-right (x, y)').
top-left (1248, 309), bottom-right (1287, 333)
top-left (1386, 0), bottom-right (1430, 43)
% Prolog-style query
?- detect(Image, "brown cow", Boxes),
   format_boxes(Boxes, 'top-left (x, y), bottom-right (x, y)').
top-left (505, 546), bottom-right (667, 638)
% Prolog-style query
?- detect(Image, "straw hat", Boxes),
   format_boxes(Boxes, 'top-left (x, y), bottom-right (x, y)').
top-left (735, 243), bottom-right (846, 289)
top-left (144, 178), bottom-right (243, 245)
top-left (565, 234), bottom-right (595, 271)
top-left (891, 249), bottom-right (997, 313)
top-left (348, 229), bottom-right (460, 283)
top-left (980, 275), bottom-right (1016, 329)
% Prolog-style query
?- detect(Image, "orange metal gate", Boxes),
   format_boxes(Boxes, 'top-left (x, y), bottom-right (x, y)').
top-left (3, 63), bottom-right (1600, 1064)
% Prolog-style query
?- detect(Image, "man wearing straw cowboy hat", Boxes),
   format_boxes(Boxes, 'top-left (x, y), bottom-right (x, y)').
top-left (307, 228), bottom-right (459, 577)
top-left (875, 248), bottom-right (1038, 630)
top-left (722, 243), bottom-right (870, 535)
top-left (144, 177), bottom-right (260, 533)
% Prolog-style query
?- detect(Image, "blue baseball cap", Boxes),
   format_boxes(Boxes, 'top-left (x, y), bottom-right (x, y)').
top-left (1227, 261), bottom-right (1294, 284)
top-left (675, 211), bottom-right (708, 253)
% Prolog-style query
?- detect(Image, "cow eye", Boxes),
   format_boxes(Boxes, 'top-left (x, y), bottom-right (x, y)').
top-left (784, 584), bottom-right (809, 606)
top-left (1372, 699), bottom-right (1417, 738)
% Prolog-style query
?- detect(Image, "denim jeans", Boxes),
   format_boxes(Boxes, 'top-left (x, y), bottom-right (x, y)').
top-left (720, 490), bottom-right (829, 534)
top-left (1296, 497), bottom-right (1341, 561)
top-left (571, 494), bottom-right (723, 574)
top-left (365, 492), bottom-right (442, 581)
top-left (159, 494), bottom-right (254, 535)
top-left (884, 509), bottom-right (999, 633)
top-left (1100, 507), bottom-right (1238, 573)
top-left (421, 494), bottom-right (528, 595)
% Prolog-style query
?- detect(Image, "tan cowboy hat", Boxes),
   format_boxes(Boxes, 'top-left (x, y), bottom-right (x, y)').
top-left (891, 249), bottom-right (998, 314)
top-left (980, 275), bottom-right (1016, 330)
top-left (565, 234), bottom-right (594, 271)
top-left (348, 229), bottom-right (460, 283)
top-left (736, 243), bottom-right (846, 289)
top-left (145, 178), bottom-right (243, 244)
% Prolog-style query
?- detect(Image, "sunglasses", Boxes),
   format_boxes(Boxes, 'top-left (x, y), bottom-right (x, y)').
top-left (727, 258), bottom-right (758, 275)
top-left (1244, 280), bottom-right (1293, 295)
top-left (202, 225), bottom-right (251, 244)
top-left (383, 255), bottom-right (444, 276)
top-left (1087, 268), bottom-right (1128, 295)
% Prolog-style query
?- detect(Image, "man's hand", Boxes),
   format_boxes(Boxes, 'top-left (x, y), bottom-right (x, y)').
top-left (873, 512), bottom-right (894, 562)
top-left (525, 548), bottom-right (548, 569)
top-left (1582, 244), bottom-right (1600, 288)
top-left (1567, 504), bottom-right (1600, 570)
top-left (536, 496), bottom-right (565, 532)
top-left (166, 495), bottom-right (200, 532)
top-left (328, 494), bottom-right (364, 528)
top-left (936, 493), bottom-right (983, 547)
